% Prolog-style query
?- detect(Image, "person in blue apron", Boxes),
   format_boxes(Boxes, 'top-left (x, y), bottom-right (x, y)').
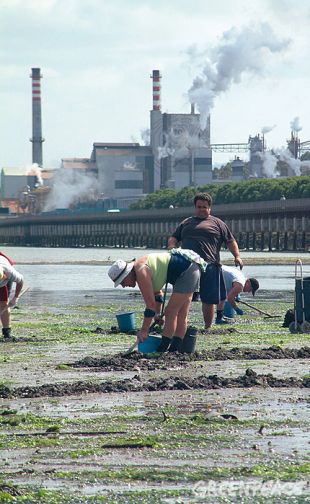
top-left (168, 192), bottom-right (243, 330)
top-left (108, 249), bottom-right (206, 352)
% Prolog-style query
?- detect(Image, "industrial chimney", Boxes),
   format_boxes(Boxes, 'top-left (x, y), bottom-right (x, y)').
top-left (151, 69), bottom-right (161, 111)
top-left (30, 68), bottom-right (44, 166)
top-left (150, 70), bottom-right (163, 191)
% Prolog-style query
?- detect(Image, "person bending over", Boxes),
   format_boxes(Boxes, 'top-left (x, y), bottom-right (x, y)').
top-left (108, 249), bottom-right (206, 352)
top-left (0, 252), bottom-right (24, 340)
top-left (216, 265), bottom-right (259, 324)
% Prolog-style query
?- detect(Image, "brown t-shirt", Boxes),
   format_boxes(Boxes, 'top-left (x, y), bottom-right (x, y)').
top-left (171, 215), bottom-right (235, 263)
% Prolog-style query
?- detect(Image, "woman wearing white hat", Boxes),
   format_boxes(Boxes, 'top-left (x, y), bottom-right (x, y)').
top-left (108, 249), bottom-right (206, 352)
top-left (0, 252), bottom-right (24, 340)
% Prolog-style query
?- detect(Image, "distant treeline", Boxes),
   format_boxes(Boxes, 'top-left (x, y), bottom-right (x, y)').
top-left (130, 176), bottom-right (310, 209)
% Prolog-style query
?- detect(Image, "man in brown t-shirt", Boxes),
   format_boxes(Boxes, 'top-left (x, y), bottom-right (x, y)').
top-left (168, 192), bottom-right (243, 329)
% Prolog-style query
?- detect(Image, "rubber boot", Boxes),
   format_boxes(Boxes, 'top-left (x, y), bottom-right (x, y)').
top-left (215, 310), bottom-right (224, 324)
top-left (157, 336), bottom-right (172, 353)
top-left (2, 327), bottom-right (12, 340)
top-left (168, 336), bottom-right (183, 353)
top-left (192, 292), bottom-right (200, 302)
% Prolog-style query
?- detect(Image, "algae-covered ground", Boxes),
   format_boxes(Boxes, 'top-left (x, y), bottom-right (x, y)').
top-left (0, 288), bottom-right (309, 503)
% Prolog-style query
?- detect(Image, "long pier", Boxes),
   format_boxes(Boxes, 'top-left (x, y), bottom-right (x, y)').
top-left (0, 198), bottom-right (309, 251)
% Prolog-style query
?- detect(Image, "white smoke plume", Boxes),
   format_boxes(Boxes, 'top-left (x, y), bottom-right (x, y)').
top-left (261, 125), bottom-right (276, 135)
top-left (157, 144), bottom-right (175, 160)
top-left (188, 23), bottom-right (290, 130)
top-left (123, 161), bottom-right (137, 170)
top-left (44, 168), bottom-right (99, 211)
top-left (157, 130), bottom-right (202, 160)
top-left (26, 163), bottom-right (43, 186)
top-left (259, 148), bottom-right (303, 178)
top-left (140, 128), bottom-right (150, 146)
top-left (290, 116), bottom-right (302, 132)
top-left (275, 148), bottom-right (301, 176)
top-left (259, 150), bottom-right (279, 178)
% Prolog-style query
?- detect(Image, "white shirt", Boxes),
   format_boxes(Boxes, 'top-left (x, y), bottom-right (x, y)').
top-left (0, 256), bottom-right (23, 287)
top-left (222, 265), bottom-right (245, 292)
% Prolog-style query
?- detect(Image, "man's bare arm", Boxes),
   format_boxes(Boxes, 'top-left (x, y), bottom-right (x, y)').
top-left (167, 236), bottom-right (178, 250)
top-left (227, 240), bottom-right (243, 269)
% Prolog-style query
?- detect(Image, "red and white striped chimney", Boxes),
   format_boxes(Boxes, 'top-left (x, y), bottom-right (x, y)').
top-left (30, 67), bottom-right (44, 166)
top-left (151, 69), bottom-right (161, 111)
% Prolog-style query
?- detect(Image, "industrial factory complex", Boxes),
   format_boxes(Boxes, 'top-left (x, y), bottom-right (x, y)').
top-left (0, 68), bottom-right (309, 214)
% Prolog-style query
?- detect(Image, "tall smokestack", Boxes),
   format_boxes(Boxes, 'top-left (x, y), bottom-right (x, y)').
top-left (150, 70), bottom-right (163, 191)
top-left (30, 68), bottom-right (44, 166)
top-left (151, 69), bottom-right (161, 111)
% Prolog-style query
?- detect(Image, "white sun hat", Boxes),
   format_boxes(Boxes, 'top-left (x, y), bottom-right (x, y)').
top-left (108, 259), bottom-right (134, 287)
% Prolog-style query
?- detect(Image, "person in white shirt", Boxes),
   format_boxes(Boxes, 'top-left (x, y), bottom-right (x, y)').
top-left (216, 265), bottom-right (259, 324)
top-left (0, 253), bottom-right (24, 340)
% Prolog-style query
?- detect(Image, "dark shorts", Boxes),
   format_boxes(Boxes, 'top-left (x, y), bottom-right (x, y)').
top-left (0, 286), bottom-right (9, 302)
top-left (167, 253), bottom-right (191, 285)
top-left (199, 263), bottom-right (226, 304)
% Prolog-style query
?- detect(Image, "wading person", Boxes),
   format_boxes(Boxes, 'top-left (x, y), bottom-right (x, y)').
top-left (216, 265), bottom-right (259, 324)
top-left (168, 192), bottom-right (243, 330)
top-left (108, 249), bottom-right (206, 352)
top-left (0, 252), bottom-right (24, 340)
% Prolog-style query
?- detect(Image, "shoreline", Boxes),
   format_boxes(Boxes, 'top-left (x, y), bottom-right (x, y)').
top-left (13, 257), bottom-right (310, 266)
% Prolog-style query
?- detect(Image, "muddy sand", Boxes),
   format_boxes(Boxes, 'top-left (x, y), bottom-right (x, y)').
top-left (0, 289), bottom-right (309, 503)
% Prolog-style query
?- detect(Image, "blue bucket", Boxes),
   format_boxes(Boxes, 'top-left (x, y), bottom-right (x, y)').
top-left (138, 334), bottom-right (162, 353)
top-left (223, 301), bottom-right (235, 318)
top-left (116, 312), bottom-right (135, 332)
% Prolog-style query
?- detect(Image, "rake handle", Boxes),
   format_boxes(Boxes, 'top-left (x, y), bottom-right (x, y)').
top-left (238, 299), bottom-right (279, 318)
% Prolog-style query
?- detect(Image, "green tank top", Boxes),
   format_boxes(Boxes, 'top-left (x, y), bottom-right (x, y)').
top-left (146, 252), bottom-right (170, 292)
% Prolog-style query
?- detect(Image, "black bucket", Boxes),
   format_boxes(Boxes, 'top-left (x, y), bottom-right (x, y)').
top-left (181, 326), bottom-right (198, 353)
top-left (295, 277), bottom-right (310, 323)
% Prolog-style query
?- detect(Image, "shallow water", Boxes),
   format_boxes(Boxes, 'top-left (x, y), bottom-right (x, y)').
top-left (2, 246), bottom-right (309, 291)
top-left (2, 246), bottom-right (309, 265)
top-left (16, 262), bottom-right (304, 291)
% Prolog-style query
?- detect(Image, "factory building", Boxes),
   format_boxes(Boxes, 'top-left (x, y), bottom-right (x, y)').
top-left (90, 143), bottom-right (153, 209)
top-left (61, 70), bottom-right (212, 209)
top-left (231, 157), bottom-right (245, 181)
top-left (150, 70), bottom-right (212, 190)
top-left (0, 168), bottom-right (37, 199)
top-left (4, 67), bottom-right (309, 215)
top-left (248, 134), bottom-right (264, 178)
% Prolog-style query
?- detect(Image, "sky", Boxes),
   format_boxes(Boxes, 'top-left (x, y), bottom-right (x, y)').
top-left (1, 0), bottom-right (310, 172)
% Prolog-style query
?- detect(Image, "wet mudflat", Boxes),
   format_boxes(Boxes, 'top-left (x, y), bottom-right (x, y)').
top-left (0, 289), bottom-right (309, 503)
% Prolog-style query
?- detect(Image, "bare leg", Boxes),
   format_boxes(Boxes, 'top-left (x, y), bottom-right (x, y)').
top-left (174, 295), bottom-right (192, 338)
top-left (162, 293), bottom-right (192, 338)
top-left (0, 301), bottom-right (10, 329)
top-left (217, 301), bottom-right (225, 310)
top-left (202, 303), bottom-right (214, 329)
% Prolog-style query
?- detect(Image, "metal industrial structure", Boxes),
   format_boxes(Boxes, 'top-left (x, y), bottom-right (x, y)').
top-left (30, 68), bottom-right (44, 166)
top-left (287, 132), bottom-right (310, 159)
